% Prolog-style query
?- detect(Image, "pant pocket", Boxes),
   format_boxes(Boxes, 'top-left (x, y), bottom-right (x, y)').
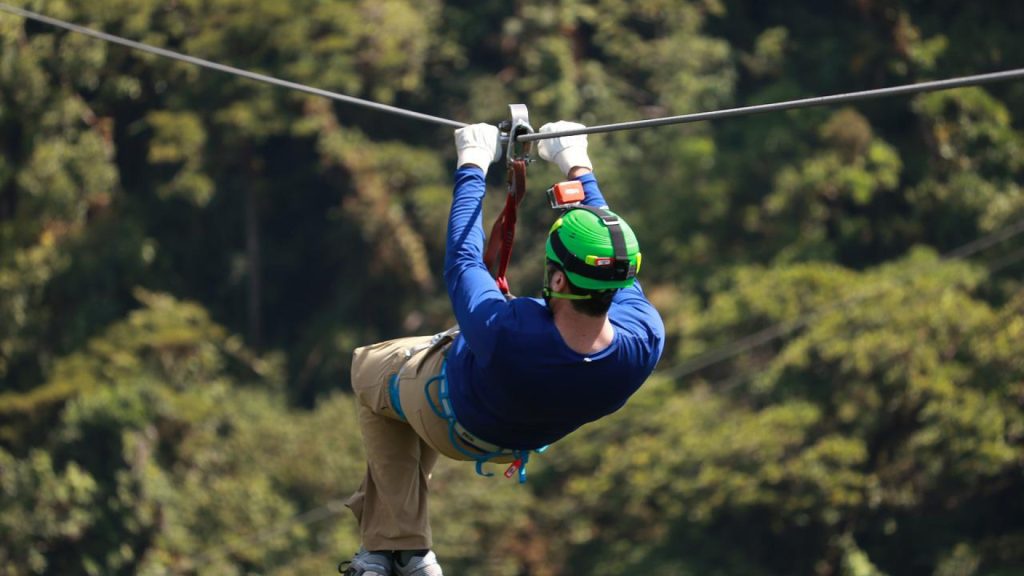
top-left (351, 341), bottom-right (408, 416)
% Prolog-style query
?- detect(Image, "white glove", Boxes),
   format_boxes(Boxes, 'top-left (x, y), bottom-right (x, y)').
top-left (537, 121), bottom-right (593, 176)
top-left (454, 123), bottom-right (501, 171)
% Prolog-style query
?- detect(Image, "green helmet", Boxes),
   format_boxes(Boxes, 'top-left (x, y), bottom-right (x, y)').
top-left (545, 206), bottom-right (642, 291)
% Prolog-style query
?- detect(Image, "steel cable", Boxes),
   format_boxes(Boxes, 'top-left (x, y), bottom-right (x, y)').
top-left (517, 68), bottom-right (1024, 142)
top-left (0, 3), bottom-right (467, 129)
top-left (7, 4), bottom-right (1024, 139)
top-left (657, 217), bottom-right (1024, 382)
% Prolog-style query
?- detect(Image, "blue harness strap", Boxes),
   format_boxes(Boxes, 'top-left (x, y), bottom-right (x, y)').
top-left (388, 326), bottom-right (461, 423)
top-left (424, 360), bottom-right (547, 484)
top-left (386, 328), bottom-right (548, 484)
top-left (388, 373), bottom-right (406, 421)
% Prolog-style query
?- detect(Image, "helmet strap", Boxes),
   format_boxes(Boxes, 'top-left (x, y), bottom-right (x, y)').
top-left (543, 265), bottom-right (592, 303)
top-left (548, 206), bottom-right (636, 283)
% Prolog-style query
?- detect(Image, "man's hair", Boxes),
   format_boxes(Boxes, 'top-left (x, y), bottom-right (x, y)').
top-left (547, 261), bottom-right (616, 317)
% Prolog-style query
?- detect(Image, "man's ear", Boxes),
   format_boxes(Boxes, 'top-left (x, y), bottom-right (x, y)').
top-left (549, 268), bottom-right (567, 291)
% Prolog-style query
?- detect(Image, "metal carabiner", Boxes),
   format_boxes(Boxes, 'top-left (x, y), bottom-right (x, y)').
top-left (499, 104), bottom-right (534, 164)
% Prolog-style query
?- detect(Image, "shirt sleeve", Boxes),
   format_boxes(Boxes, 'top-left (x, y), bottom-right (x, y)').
top-left (613, 281), bottom-right (664, 336)
top-left (582, 173), bottom-right (665, 366)
top-left (575, 172), bottom-right (609, 208)
top-left (444, 166), bottom-right (510, 365)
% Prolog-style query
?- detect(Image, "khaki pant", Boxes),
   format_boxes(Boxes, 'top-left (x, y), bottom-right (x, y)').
top-left (345, 334), bottom-right (507, 550)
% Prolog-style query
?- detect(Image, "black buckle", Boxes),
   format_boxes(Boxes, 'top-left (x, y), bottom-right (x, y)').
top-left (613, 257), bottom-right (632, 280)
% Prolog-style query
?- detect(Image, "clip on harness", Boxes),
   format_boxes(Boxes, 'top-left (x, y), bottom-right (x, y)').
top-left (483, 104), bottom-right (534, 295)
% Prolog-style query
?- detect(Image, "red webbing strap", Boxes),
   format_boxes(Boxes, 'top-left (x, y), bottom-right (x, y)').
top-left (483, 159), bottom-right (527, 294)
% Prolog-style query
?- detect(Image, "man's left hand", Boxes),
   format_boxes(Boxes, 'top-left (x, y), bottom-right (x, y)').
top-left (454, 123), bottom-right (501, 172)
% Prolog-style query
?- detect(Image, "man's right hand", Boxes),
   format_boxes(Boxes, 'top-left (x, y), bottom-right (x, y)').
top-left (537, 121), bottom-right (594, 176)
top-left (454, 123), bottom-right (501, 172)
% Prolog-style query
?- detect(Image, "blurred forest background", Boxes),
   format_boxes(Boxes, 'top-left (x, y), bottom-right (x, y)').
top-left (1, 0), bottom-right (1023, 574)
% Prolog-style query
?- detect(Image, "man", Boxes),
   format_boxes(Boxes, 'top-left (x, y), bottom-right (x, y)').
top-left (341, 121), bottom-right (665, 576)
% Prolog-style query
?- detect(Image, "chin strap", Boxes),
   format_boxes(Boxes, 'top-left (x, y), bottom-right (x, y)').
top-left (542, 265), bottom-right (592, 301)
top-left (543, 289), bottom-right (592, 301)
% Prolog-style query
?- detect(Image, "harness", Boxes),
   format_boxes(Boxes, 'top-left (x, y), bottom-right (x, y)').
top-left (425, 361), bottom-right (547, 484)
top-left (388, 328), bottom-right (547, 484)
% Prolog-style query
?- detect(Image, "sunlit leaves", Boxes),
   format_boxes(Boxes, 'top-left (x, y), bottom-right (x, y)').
top-left (0, 449), bottom-right (98, 575)
top-left (146, 111), bottom-right (214, 206)
top-left (759, 108), bottom-right (903, 262)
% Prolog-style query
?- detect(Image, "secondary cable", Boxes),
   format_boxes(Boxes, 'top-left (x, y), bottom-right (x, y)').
top-left (518, 67), bottom-right (1024, 142)
top-left (700, 242), bottom-right (1024, 397)
top-left (0, 3), bottom-right (467, 129)
top-left (658, 217), bottom-right (1024, 382)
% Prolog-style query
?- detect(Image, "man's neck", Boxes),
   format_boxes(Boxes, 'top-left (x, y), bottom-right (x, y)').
top-left (550, 299), bottom-right (614, 355)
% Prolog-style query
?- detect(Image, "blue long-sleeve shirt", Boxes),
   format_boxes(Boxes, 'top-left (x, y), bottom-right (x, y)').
top-left (444, 166), bottom-right (665, 449)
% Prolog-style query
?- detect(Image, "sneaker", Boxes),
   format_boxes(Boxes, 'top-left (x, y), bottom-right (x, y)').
top-left (394, 550), bottom-right (443, 576)
top-left (339, 547), bottom-right (393, 576)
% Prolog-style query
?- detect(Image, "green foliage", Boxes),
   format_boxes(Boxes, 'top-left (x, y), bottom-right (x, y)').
top-left (146, 111), bottom-right (213, 206)
top-left (759, 108), bottom-right (903, 262)
top-left (0, 449), bottom-right (97, 575)
top-left (0, 9), bottom-right (122, 388)
top-left (0, 291), bottom-right (365, 574)
top-left (1, 0), bottom-right (1023, 574)
top-left (910, 88), bottom-right (1024, 241)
